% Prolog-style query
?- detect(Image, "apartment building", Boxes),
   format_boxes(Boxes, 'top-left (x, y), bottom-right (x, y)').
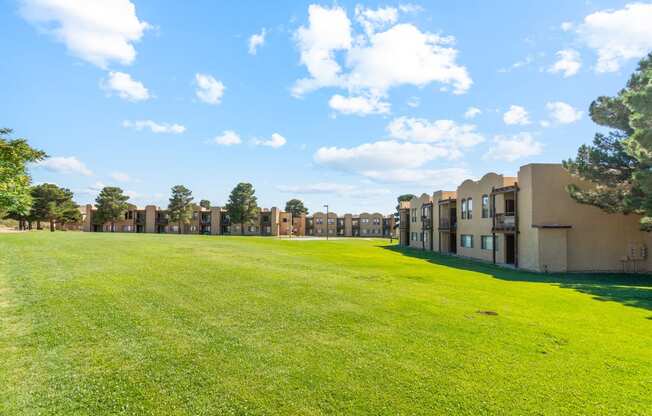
top-left (399, 163), bottom-right (652, 273)
top-left (82, 204), bottom-right (395, 238)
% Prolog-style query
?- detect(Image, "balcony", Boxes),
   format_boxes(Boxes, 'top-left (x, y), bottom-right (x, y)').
top-left (493, 213), bottom-right (516, 232)
top-left (438, 218), bottom-right (457, 230)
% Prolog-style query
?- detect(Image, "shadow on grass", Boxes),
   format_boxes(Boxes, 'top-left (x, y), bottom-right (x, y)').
top-left (383, 245), bottom-right (652, 313)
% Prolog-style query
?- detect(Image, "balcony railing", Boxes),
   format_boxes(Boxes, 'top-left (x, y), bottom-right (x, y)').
top-left (438, 218), bottom-right (457, 230)
top-left (494, 213), bottom-right (516, 231)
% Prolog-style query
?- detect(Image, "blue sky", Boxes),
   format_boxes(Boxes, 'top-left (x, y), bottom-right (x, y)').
top-left (2, 1), bottom-right (651, 214)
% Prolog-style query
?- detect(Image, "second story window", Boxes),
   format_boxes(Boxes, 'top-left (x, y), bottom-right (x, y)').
top-left (461, 199), bottom-right (467, 219)
top-left (467, 198), bottom-right (473, 219)
top-left (482, 195), bottom-right (489, 218)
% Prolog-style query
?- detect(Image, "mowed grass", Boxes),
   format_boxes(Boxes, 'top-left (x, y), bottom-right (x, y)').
top-left (1, 233), bottom-right (651, 415)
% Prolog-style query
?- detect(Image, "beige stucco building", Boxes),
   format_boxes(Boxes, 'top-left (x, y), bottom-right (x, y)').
top-left (400, 163), bottom-right (651, 273)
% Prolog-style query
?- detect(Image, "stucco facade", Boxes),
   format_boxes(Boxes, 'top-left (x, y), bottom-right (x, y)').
top-left (399, 163), bottom-right (652, 273)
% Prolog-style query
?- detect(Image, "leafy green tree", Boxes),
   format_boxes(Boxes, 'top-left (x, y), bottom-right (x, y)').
top-left (564, 53), bottom-right (652, 230)
top-left (0, 128), bottom-right (47, 218)
top-left (168, 185), bottom-right (194, 234)
top-left (394, 194), bottom-right (416, 226)
top-left (30, 183), bottom-right (78, 231)
top-left (95, 187), bottom-right (130, 232)
top-left (285, 198), bottom-right (308, 217)
top-left (226, 183), bottom-right (259, 235)
top-left (58, 200), bottom-right (82, 229)
top-left (199, 199), bottom-right (211, 209)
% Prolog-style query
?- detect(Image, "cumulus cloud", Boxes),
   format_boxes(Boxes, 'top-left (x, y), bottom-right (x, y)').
top-left (484, 133), bottom-right (543, 162)
top-left (386, 116), bottom-right (485, 149)
top-left (277, 182), bottom-right (390, 198)
top-left (546, 101), bottom-right (583, 124)
top-left (101, 71), bottom-right (150, 101)
top-left (329, 93), bottom-right (390, 115)
top-left (464, 106), bottom-right (481, 119)
top-left (248, 28), bottom-right (266, 55)
top-left (253, 133), bottom-right (286, 148)
top-left (212, 130), bottom-right (242, 146)
top-left (560, 21), bottom-right (574, 32)
top-left (195, 73), bottom-right (225, 105)
top-left (577, 3), bottom-right (652, 73)
top-left (19, 0), bottom-right (150, 68)
top-left (122, 120), bottom-right (186, 134)
top-left (35, 156), bottom-right (92, 176)
top-left (406, 96), bottom-right (420, 108)
top-left (292, 4), bottom-right (471, 112)
top-left (362, 167), bottom-right (471, 187)
top-left (503, 105), bottom-right (530, 125)
top-left (548, 49), bottom-right (581, 77)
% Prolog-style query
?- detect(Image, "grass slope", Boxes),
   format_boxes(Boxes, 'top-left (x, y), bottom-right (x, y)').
top-left (1, 232), bottom-right (650, 415)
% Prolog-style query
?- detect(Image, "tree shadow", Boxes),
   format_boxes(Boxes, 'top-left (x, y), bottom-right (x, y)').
top-left (382, 245), bottom-right (652, 313)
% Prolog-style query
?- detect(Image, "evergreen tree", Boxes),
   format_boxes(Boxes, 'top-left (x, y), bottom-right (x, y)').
top-left (394, 194), bottom-right (416, 226)
top-left (564, 52), bottom-right (652, 230)
top-left (226, 183), bottom-right (259, 235)
top-left (285, 198), bottom-right (308, 217)
top-left (95, 187), bottom-right (130, 232)
top-left (168, 185), bottom-right (194, 234)
top-left (30, 183), bottom-right (78, 231)
top-left (0, 128), bottom-right (47, 218)
top-left (199, 199), bottom-right (211, 209)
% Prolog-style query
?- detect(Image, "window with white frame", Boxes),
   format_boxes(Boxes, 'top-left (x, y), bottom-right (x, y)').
top-left (461, 234), bottom-right (473, 248)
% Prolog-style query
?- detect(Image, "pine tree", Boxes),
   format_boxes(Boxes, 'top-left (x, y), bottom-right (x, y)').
top-left (95, 187), bottom-right (130, 232)
top-left (168, 185), bottom-right (194, 234)
top-left (285, 198), bottom-right (308, 217)
top-left (564, 53), bottom-right (652, 230)
top-left (226, 183), bottom-right (259, 235)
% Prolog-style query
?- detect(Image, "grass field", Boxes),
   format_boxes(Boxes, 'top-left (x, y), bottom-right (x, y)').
top-left (1, 232), bottom-right (651, 415)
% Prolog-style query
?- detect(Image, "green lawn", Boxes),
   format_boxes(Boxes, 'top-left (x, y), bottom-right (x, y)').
top-left (1, 232), bottom-right (650, 415)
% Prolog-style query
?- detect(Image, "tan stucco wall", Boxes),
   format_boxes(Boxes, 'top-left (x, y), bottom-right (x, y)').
top-left (408, 194), bottom-right (432, 249)
top-left (431, 191), bottom-right (456, 252)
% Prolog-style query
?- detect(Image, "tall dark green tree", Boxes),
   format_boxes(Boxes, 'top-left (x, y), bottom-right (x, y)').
top-left (30, 183), bottom-right (78, 231)
top-left (168, 185), bottom-right (194, 234)
top-left (564, 53), bottom-right (652, 230)
top-left (394, 194), bottom-right (416, 226)
top-left (285, 198), bottom-right (308, 217)
top-left (226, 182), bottom-right (259, 235)
top-left (95, 187), bottom-right (130, 232)
top-left (0, 128), bottom-right (47, 218)
top-left (199, 199), bottom-right (211, 209)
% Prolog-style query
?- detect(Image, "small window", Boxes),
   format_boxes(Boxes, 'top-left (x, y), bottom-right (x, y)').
top-left (467, 198), bottom-right (473, 219)
top-left (461, 199), bottom-right (467, 219)
top-left (328, 218), bottom-right (335, 224)
top-left (482, 195), bottom-right (489, 218)
top-left (461, 234), bottom-right (473, 248)
top-left (481, 235), bottom-right (495, 250)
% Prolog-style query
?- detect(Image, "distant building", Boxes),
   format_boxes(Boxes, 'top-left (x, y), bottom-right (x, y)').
top-left (399, 163), bottom-right (651, 273)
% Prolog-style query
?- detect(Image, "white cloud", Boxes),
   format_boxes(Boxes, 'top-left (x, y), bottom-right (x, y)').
top-left (560, 21), bottom-right (574, 32)
top-left (355, 5), bottom-right (398, 35)
top-left (195, 73), bottom-right (225, 105)
top-left (329, 93), bottom-right (390, 115)
top-left (548, 49), bottom-right (581, 77)
top-left (484, 133), bottom-right (543, 162)
top-left (292, 5), bottom-right (471, 108)
top-left (386, 116), bottom-right (485, 149)
top-left (110, 172), bottom-right (130, 182)
top-left (314, 140), bottom-right (455, 173)
top-left (503, 105), bottom-right (530, 125)
top-left (577, 3), bottom-right (652, 73)
top-left (277, 182), bottom-right (390, 198)
top-left (398, 4), bottom-right (424, 14)
top-left (546, 101), bottom-right (583, 124)
top-left (464, 106), bottom-right (481, 119)
top-left (101, 71), bottom-right (150, 101)
top-left (20, 0), bottom-right (150, 68)
top-left (248, 28), bottom-right (266, 55)
top-left (212, 130), bottom-right (242, 146)
top-left (498, 55), bottom-right (534, 73)
top-left (406, 96), bottom-right (420, 108)
top-left (362, 167), bottom-right (470, 187)
top-left (122, 120), bottom-right (186, 134)
top-left (253, 133), bottom-right (286, 148)
top-left (35, 156), bottom-right (92, 176)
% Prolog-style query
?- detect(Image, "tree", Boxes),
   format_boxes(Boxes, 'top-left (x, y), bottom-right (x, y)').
top-left (0, 128), bottom-right (47, 218)
top-left (95, 187), bottom-right (130, 232)
top-left (226, 183), bottom-right (259, 235)
top-left (394, 194), bottom-right (416, 226)
top-left (564, 52), bottom-right (652, 230)
top-left (168, 185), bottom-right (194, 234)
top-left (199, 199), bottom-right (211, 209)
top-left (285, 198), bottom-right (308, 217)
top-left (30, 183), bottom-right (78, 231)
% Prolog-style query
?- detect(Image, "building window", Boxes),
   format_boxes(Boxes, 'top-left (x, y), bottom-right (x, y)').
top-left (316, 218), bottom-right (323, 225)
top-left (467, 198), bottom-right (473, 219)
top-left (481, 195), bottom-right (489, 218)
top-left (411, 209), bottom-right (417, 222)
top-left (362, 218), bottom-right (369, 224)
top-left (373, 218), bottom-right (381, 225)
top-left (461, 199), bottom-right (467, 219)
top-left (328, 218), bottom-right (335, 224)
top-left (461, 234), bottom-right (473, 248)
top-left (481, 235), bottom-right (496, 250)
top-left (282, 218), bottom-right (288, 223)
